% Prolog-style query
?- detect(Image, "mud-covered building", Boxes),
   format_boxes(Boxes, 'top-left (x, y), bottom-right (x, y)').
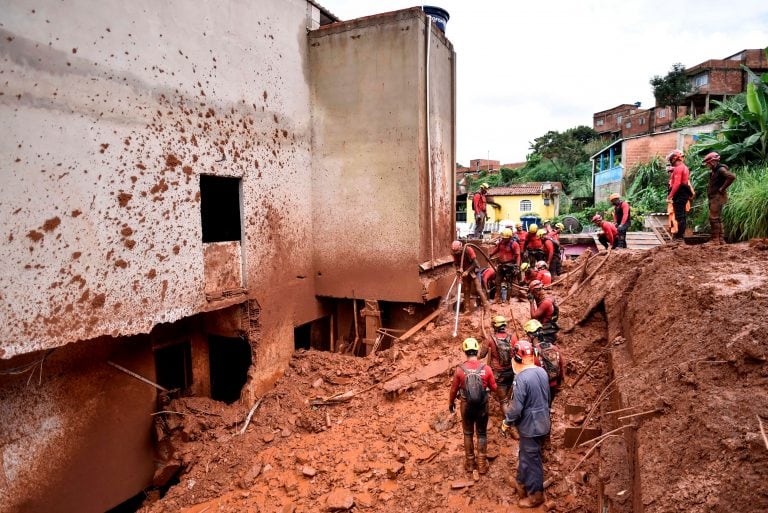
top-left (0, 1), bottom-right (456, 511)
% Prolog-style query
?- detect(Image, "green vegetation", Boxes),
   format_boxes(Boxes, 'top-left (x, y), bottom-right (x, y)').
top-left (650, 63), bottom-right (690, 121)
top-left (721, 164), bottom-right (768, 240)
top-left (671, 94), bottom-right (740, 128)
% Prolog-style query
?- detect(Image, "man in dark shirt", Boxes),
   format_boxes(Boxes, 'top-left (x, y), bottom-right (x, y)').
top-left (501, 340), bottom-right (550, 508)
top-left (609, 193), bottom-right (631, 249)
top-left (703, 152), bottom-right (736, 245)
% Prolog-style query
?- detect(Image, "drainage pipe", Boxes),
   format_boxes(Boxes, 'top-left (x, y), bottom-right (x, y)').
top-left (425, 16), bottom-right (435, 268)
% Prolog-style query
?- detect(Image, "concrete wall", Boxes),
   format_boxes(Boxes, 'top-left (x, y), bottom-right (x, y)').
top-left (309, 8), bottom-right (455, 302)
top-left (1, 0), bottom-right (320, 510)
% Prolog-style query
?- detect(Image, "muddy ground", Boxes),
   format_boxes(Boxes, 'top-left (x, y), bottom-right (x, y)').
top-left (139, 241), bottom-right (768, 513)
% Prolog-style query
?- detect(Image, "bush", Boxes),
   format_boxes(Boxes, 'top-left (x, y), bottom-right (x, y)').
top-left (721, 164), bottom-right (768, 241)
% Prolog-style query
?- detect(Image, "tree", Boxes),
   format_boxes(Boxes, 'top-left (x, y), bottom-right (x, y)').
top-left (650, 63), bottom-right (691, 121)
top-left (529, 130), bottom-right (588, 172)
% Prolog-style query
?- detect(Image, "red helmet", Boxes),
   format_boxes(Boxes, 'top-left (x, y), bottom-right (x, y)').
top-left (528, 279), bottom-right (543, 292)
top-left (451, 240), bottom-right (462, 253)
top-left (592, 214), bottom-right (603, 224)
top-left (666, 149), bottom-right (684, 164)
top-left (703, 152), bottom-right (720, 164)
top-left (512, 339), bottom-right (535, 363)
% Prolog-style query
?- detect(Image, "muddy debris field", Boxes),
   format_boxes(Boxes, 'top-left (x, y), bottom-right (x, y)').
top-left (141, 242), bottom-right (768, 513)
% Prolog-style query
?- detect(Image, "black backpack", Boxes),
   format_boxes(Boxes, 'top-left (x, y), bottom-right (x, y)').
top-left (461, 364), bottom-right (488, 404)
top-left (495, 334), bottom-right (513, 367)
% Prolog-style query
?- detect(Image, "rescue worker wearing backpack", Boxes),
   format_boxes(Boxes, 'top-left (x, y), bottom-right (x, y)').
top-left (449, 338), bottom-right (498, 474)
top-left (501, 340), bottom-right (550, 508)
top-left (485, 316), bottom-right (518, 406)
top-left (524, 224), bottom-right (545, 266)
top-left (538, 229), bottom-right (562, 277)
top-left (534, 261), bottom-right (552, 286)
top-left (524, 319), bottom-right (565, 406)
top-left (527, 280), bottom-right (560, 343)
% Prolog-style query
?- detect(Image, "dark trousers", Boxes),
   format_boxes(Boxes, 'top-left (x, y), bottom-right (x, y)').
top-left (461, 400), bottom-right (489, 444)
top-left (616, 223), bottom-right (629, 248)
top-left (709, 192), bottom-right (727, 242)
top-left (474, 214), bottom-right (486, 238)
top-left (517, 435), bottom-right (546, 493)
top-left (672, 193), bottom-right (690, 240)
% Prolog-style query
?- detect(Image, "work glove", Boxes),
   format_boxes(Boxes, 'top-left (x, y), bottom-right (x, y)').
top-left (449, 402), bottom-right (455, 414)
top-left (500, 420), bottom-right (511, 437)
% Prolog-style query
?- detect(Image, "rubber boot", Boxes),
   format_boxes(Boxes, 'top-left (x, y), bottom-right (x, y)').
top-left (519, 491), bottom-right (545, 508)
top-left (476, 439), bottom-right (488, 474)
top-left (463, 435), bottom-right (476, 472)
top-left (710, 219), bottom-right (721, 244)
top-left (514, 481), bottom-right (527, 500)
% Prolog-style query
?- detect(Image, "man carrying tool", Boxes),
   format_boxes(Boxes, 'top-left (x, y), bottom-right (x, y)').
top-left (592, 214), bottom-right (618, 250)
top-left (538, 229), bottom-right (562, 277)
top-left (489, 228), bottom-right (521, 304)
top-left (449, 338), bottom-right (497, 475)
top-left (451, 240), bottom-right (481, 313)
top-left (524, 319), bottom-right (565, 405)
top-left (515, 222), bottom-right (529, 248)
top-left (485, 316), bottom-right (518, 408)
top-left (501, 340), bottom-right (550, 508)
top-left (527, 280), bottom-right (559, 343)
top-left (666, 149), bottom-right (694, 242)
top-left (703, 152), bottom-right (736, 245)
top-left (472, 183), bottom-right (491, 238)
top-left (609, 193), bottom-right (631, 249)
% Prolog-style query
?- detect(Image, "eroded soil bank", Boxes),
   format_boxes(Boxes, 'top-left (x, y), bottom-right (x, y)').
top-left (139, 241), bottom-right (768, 513)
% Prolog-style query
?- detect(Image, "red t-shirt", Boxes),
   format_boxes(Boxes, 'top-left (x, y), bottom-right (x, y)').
top-left (473, 192), bottom-right (487, 214)
top-left (531, 297), bottom-right (555, 324)
top-left (516, 230), bottom-right (528, 246)
top-left (453, 246), bottom-right (477, 271)
top-left (536, 269), bottom-right (552, 285)
top-left (449, 359), bottom-right (498, 403)
top-left (599, 221), bottom-right (618, 245)
top-left (526, 237), bottom-right (543, 251)
top-left (491, 239), bottom-right (521, 264)
top-left (668, 162), bottom-right (691, 199)
top-left (613, 201), bottom-right (630, 225)
top-left (543, 238), bottom-right (557, 267)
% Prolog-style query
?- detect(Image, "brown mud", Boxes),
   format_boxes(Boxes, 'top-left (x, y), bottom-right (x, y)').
top-left (140, 242), bottom-right (768, 513)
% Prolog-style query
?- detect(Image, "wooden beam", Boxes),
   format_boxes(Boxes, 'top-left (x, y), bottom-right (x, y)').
top-left (396, 309), bottom-right (442, 343)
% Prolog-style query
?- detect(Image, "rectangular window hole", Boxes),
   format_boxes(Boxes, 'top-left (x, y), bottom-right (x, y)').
top-left (208, 335), bottom-right (252, 404)
top-left (200, 175), bottom-right (242, 243)
top-left (294, 316), bottom-right (331, 351)
top-left (154, 341), bottom-right (192, 392)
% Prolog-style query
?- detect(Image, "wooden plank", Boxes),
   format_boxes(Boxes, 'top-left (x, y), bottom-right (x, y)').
top-left (382, 354), bottom-right (462, 394)
top-left (396, 308), bottom-right (442, 343)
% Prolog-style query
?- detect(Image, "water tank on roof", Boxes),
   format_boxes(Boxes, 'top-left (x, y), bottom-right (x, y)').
top-left (422, 6), bottom-right (450, 33)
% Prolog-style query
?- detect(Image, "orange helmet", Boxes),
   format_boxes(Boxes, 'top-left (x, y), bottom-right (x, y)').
top-left (592, 214), bottom-right (603, 224)
top-left (451, 240), bottom-right (462, 253)
top-left (528, 280), bottom-right (543, 292)
top-left (666, 149), bottom-right (684, 164)
top-left (512, 340), bottom-right (535, 363)
top-left (703, 152), bottom-right (720, 164)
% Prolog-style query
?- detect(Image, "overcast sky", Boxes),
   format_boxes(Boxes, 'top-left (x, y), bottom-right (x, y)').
top-left (320, 0), bottom-right (768, 165)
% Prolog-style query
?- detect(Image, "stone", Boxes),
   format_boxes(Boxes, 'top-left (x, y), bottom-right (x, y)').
top-left (302, 465), bottom-right (318, 477)
top-left (386, 462), bottom-right (404, 479)
top-left (312, 378), bottom-right (324, 388)
top-left (451, 480), bottom-right (475, 489)
top-left (326, 489), bottom-right (355, 510)
top-left (240, 463), bottom-right (262, 489)
top-left (152, 462), bottom-right (182, 487)
top-left (263, 432), bottom-right (275, 443)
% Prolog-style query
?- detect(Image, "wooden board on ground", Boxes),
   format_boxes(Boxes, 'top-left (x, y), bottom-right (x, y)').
top-left (590, 231), bottom-right (663, 250)
top-left (382, 354), bottom-right (463, 395)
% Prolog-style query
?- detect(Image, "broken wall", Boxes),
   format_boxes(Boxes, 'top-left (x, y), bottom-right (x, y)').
top-left (309, 9), bottom-right (456, 302)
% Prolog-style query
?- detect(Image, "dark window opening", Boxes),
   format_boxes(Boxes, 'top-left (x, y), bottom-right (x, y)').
top-left (209, 335), bottom-right (251, 403)
top-left (154, 341), bottom-right (192, 392)
top-left (294, 316), bottom-right (331, 351)
top-left (200, 175), bottom-right (242, 243)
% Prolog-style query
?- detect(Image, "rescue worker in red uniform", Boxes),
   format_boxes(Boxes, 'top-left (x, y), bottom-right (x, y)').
top-left (452, 240), bottom-right (481, 313)
top-left (485, 316), bottom-right (518, 407)
top-left (524, 223), bottom-right (544, 266)
top-left (534, 261), bottom-right (552, 286)
top-left (667, 150), bottom-right (694, 241)
top-left (592, 214), bottom-right (619, 249)
top-left (551, 222), bottom-right (564, 243)
top-left (527, 280), bottom-right (559, 342)
top-left (703, 152), bottom-right (736, 245)
top-left (489, 228), bottom-right (521, 304)
top-left (609, 193), bottom-right (631, 249)
top-left (449, 337), bottom-right (498, 474)
top-left (524, 319), bottom-right (565, 406)
top-left (538, 229), bottom-right (562, 276)
top-left (515, 222), bottom-right (529, 248)
top-left (472, 184), bottom-right (488, 238)
top-left (480, 267), bottom-right (495, 300)
top-left (520, 262), bottom-right (538, 287)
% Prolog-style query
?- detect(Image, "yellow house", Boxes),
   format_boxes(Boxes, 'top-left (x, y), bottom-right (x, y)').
top-left (468, 182), bottom-right (562, 227)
